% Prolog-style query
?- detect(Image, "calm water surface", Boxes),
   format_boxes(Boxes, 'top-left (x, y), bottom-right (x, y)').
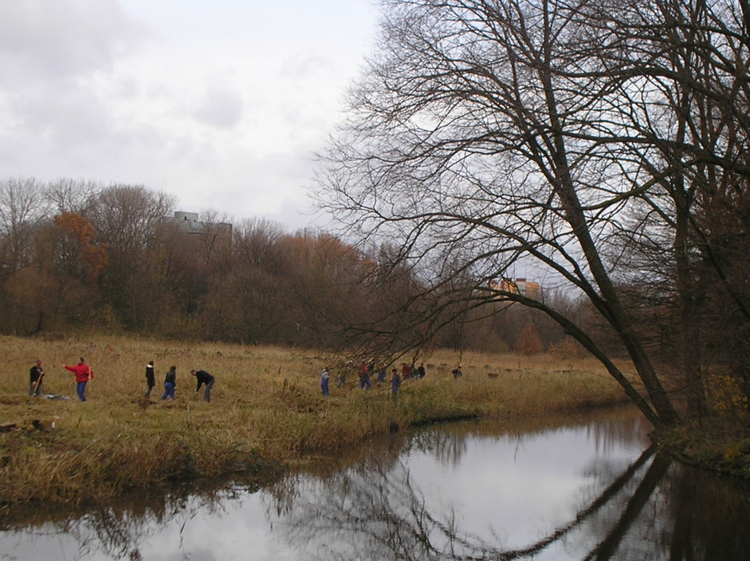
top-left (2, 407), bottom-right (749, 560)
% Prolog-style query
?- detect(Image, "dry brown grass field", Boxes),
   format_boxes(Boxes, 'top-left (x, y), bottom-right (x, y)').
top-left (0, 334), bottom-right (633, 510)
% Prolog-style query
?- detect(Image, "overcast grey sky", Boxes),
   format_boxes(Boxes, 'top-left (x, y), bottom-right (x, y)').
top-left (0, 0), bottom-right (380, 229)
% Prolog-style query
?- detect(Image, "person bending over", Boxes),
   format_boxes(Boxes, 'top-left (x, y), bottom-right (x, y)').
top-left (191, 369), bottom-right (215, 402)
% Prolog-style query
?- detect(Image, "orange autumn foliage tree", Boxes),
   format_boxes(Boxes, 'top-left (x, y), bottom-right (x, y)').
top-left (515, 323), bottom-right (544, 356)
top-left (53, 212), bottom-right (109, 283)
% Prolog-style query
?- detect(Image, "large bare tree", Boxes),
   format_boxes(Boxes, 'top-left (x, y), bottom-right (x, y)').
top-left (317, 0), bottom-right (750, 427)
top-left (0, 178), bottom-right (49, 275)
top-left (88, 185), bottom-right (176, 329)
top-left (587, 0), bottom-right (750, 420)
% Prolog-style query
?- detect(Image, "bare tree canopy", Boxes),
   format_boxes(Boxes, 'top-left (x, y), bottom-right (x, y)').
top-left (316, 0), bottom-right (750, 427)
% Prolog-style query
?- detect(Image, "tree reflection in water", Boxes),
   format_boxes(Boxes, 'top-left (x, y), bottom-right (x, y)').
top-left (0, 483), bottom-right (254, 561)
top-left (275, 442), bottom-right (750, 560)
top-left (275, 450), bottom-right (654, 560)
top-left (3, 412), bottom-right (750, 560)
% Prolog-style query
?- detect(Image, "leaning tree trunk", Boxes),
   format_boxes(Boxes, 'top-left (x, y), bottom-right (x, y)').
top-left (538, 57), bottom-right (680, 428)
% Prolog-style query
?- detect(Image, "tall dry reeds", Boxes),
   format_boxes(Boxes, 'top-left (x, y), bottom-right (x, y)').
top-left (0, 335), bottom-right (631, 508)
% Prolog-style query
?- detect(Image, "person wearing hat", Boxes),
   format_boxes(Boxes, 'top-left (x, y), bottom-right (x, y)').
top-left (29, 360), bottom-right (44, 397)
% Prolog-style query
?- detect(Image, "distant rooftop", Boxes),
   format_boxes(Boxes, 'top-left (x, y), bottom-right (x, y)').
top-left (171, 211), bottom-right (232, 235)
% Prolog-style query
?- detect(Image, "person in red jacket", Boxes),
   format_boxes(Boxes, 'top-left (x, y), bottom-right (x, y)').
top-left (64, 357), bottom-right (94, 402)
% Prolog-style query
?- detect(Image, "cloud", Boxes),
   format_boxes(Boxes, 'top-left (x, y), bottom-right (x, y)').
top-left (0, 0), bottom-right (149, 85)
top-left (279, 53), bottom-right (332, 80)
top-left (193, 86), bottom-right (244, 129)
top-left (9, 85), bottom-right (110, 141)
top-left (0, 0), bottom-right (381, 231)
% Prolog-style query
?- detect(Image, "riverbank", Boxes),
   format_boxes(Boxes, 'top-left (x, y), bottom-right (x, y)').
top-left (656, 419), bottom-right (750, 479)
top-left (0, 335), bottom-right (631, 510)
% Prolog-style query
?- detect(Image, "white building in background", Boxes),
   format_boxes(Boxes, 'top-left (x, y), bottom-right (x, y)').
top-left (173, 211), bottom-right (202, 233)
top-left (171, 211), bottom-right (232, 238)
top-left (488, 278), bottom-right (542, 300)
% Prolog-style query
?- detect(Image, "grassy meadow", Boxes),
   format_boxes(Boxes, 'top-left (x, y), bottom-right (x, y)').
top-left (0, 334), bottom-right (631, 510)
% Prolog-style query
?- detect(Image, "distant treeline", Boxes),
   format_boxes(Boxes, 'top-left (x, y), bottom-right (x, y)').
top-left (0, 178), bottom-right (580, 353)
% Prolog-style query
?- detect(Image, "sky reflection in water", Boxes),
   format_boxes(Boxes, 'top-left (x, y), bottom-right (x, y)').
top-left (2, 408), bottom-right (747, 560)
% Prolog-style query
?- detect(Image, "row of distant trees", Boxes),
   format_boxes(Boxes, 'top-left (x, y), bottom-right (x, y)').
top-left (0, 178), bottom-right (575, 354)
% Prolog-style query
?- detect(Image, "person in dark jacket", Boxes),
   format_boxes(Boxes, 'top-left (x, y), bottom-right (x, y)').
top-left (29, 360), bottom-right (44, 397)
top-left (191, 369), bottom-right (215, 402)
top-left (161, 366), bottom-right (177, 400)
top-left (391, 368), bottom-right (401, 400)
top-left (64, 357), bottom-right (94, 402)
top-left (145, 360), bottom-right (155, 397)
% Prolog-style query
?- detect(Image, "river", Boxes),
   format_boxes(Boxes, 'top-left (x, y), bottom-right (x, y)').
top-left (1, 406), bottom-right (748, 560)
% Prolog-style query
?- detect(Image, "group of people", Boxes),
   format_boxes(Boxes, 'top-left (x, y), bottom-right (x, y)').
top-left (322, 361), bottom-right (429, 399)
top-left (28, 354), bottom-right (452, 404)
top-left (28, 357), bottom-right (95, 402)
top-left (145, 363), bottom-right (216, 402)
top-left (28, 358), bottom-right (215, 403)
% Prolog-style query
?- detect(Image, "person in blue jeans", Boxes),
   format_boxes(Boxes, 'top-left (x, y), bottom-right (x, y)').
top-left (161, 366), bottom-right (177, 400)
top-left (321, 367), bottom-right (330, 397)
top-left (191, 369), bottom-right (215, 402)
top-left (64, 358), bottom-right (94, 402)
top-left (391, 368), bottom-right (401, 400)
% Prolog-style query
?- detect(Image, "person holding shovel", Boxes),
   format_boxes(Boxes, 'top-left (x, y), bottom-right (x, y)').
top-left (191, 369), bottom-right (215, 402)
top-left (64, 357), bottom-right (94, 402)
top-left (29, 360), bottom-right (44, 397)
